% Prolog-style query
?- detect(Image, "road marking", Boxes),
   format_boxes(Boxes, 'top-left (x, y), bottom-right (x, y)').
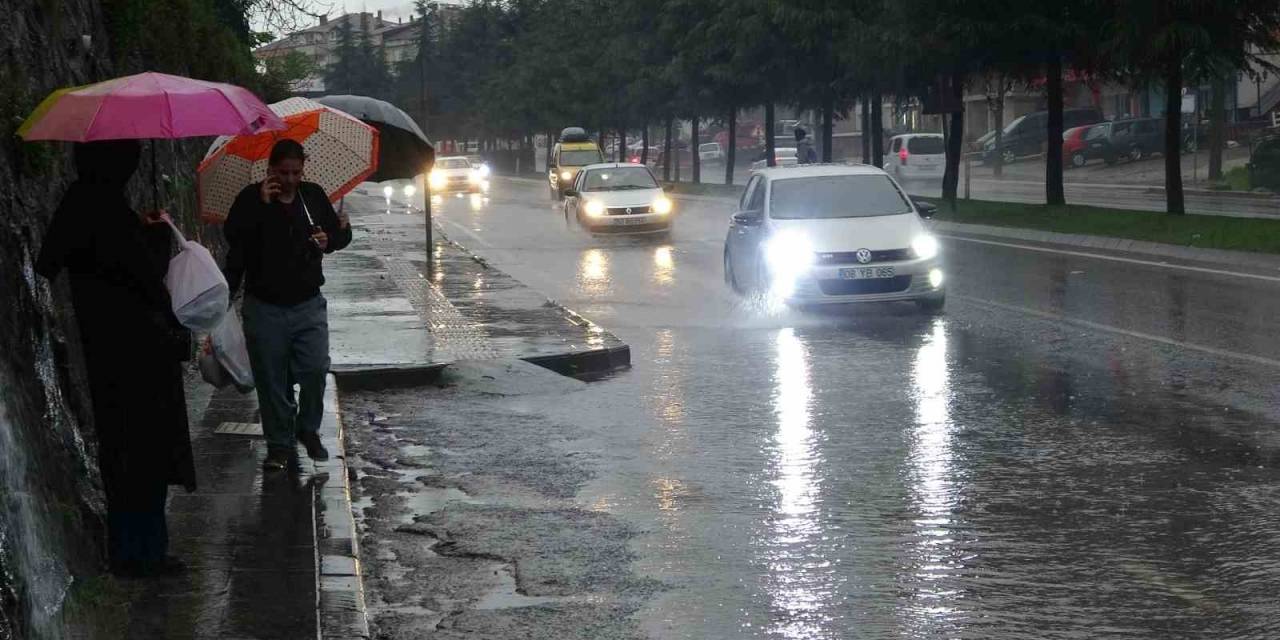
top-left (955, 294), bottom-right (1280, 369)
top-left (943, 235), bottom-right (1280, 284)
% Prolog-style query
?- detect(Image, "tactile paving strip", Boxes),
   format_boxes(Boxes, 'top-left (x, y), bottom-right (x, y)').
top-left (377, 250), bottom-right (500, 361)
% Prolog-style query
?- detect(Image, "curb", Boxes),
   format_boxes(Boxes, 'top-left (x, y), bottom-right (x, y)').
top-left (1143, 186), bottom-right (1279, 201)
top-left (312, 373), bottom-right (370, 640)
top-left (932, 220), bottom-right (1280, 272)
top-left (330, 363), bottom-right (447, 390)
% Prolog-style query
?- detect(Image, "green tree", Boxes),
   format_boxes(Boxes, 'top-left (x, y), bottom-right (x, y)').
top-left (1103, 0), bottom-right (1280, 214)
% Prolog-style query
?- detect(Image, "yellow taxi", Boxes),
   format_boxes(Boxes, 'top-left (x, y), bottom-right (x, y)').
top-left (549, 127), bottom-right (604, 200)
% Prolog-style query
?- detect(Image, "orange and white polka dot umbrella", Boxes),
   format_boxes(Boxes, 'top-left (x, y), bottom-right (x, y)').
top-left (197, 97), bottom-right (378, 221)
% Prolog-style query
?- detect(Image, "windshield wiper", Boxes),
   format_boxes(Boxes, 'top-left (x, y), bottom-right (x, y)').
top-left (611, 184), bottom-right (651, 190)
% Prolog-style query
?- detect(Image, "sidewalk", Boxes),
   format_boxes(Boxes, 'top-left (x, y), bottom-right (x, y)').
top-left (120, 186), bottom-right (631, 639)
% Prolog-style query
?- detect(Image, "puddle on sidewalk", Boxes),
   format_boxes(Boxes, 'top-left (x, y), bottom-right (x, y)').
top-left (473, 565), bottom-right (594, 611)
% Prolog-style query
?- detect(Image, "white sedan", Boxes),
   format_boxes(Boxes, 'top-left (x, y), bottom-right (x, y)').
top-left (749, 147), bottom-right (798, 172)
top-left (563, 163), bottom-right (674, 233)
top-left (428, 156), bottom-right (488, 193)
top-left (723, 164), bottom-right (945, 312)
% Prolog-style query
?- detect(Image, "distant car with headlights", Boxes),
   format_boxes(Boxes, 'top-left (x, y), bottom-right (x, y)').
top-left (563, 163), bottom-right (674, 233)
top-left (429, 156), bottom-right (487, 193)
top-left (550, 127), bottom-right (605, 200)
top-left (723, 164), bottom-right (945, 311)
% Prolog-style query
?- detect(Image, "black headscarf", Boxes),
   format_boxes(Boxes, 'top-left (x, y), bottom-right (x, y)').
top-left (36, 140), bottom-right (143, 279)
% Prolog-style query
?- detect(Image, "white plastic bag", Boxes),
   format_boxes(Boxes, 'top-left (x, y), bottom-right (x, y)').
top-left (209, 309), bottom-right (254, 392)
top-left (164, 219), bottom-right (228, 333)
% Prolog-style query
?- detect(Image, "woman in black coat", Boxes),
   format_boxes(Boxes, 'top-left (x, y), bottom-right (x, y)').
top-left (36, 140), bottom-right (197, 577)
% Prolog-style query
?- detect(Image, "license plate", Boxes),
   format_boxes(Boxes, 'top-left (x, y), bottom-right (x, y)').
top-left (839, 266), bottom-right (895, 280)
top-left (616, 217), bottom-right (647, 225)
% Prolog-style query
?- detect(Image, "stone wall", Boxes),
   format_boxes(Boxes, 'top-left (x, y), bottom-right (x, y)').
top-left (0, 2), bottom-right (213, 638)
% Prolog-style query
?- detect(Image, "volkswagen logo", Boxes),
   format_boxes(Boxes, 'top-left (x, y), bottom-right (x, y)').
top-left (625, 207), bottom-right (632, 215)
top-left (855, 248), bottom-right (873, 264)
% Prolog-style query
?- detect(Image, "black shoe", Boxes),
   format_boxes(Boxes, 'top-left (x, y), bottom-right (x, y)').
top-left (297, 432), bottom-right (329, 461)
top-left (263, 449), bottom-right (290, 471)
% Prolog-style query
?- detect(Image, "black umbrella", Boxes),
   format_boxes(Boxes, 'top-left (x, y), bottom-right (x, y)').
top-left (314, 94), bottom-right (434, 181)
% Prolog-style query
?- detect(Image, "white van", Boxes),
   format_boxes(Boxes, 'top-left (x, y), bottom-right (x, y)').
top-left (884, 134), bottom-right (945, 182)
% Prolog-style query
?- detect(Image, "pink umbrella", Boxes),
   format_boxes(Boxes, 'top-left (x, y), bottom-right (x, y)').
top-left (18, 72), bottom-right (284, 142)
top-left (18, 72), bottom-right (286, 206)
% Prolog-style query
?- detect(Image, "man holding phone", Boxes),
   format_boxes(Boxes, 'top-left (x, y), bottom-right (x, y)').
top-left (224, 139), bottom-right (352, 471)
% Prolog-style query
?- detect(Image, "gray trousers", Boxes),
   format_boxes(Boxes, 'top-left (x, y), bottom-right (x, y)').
top-left (242, 294), bottom-right (329, 452)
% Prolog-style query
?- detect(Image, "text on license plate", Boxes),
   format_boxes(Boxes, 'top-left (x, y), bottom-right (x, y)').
top-left (616, 216), bottom-right (649, 225)
top-left (839, 266), bottom-right (895, 280)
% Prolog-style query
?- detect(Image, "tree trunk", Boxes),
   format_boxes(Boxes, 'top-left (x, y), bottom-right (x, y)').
top-left (765, 100), bottom-right (777, 167)
top-left (726, 106), bottom-right (737, 185)
top-left (664, 117), bottom-right (673, 181)
top-left (1046, 51), bottom-right (1065, 206)
top-left (619, 125), bottom-right (627, 162)
top-left (1208, 74), bottom-right (1227, 181)
top-left (642, 124), bottom-right (651, 166)
top-left (861, 96), bottom-right (871, 163)
top-left (871, 92), bottom-right (884, 168)
top-left (598, 128), bottom-right (606, 152)
top-left (1164, 54), bottom-right (1185, 215)
top-left (692, 116), bottom-right (701, 183)
top-left (942, 73), bottom-right (966, 208)
top-left (821, 95), bottom-right (834, 162)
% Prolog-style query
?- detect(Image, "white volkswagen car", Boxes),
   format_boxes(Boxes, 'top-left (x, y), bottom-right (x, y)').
top-left (564, 163), bottom-right (674, 233)
top-left (723, 164), bottom-right (945, 311)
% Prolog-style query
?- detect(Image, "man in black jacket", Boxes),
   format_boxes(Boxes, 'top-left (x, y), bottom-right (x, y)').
top-left (225, 139), bottom-right (352, 471)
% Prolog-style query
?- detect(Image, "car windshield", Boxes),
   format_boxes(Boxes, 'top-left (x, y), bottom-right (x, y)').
top-left (438, 158), bottom-right (470, 169)
top-left (907, 137), bottom-right (945, 154)
top-left (1002, 115), bottom-right (1027, 135)
top-left (700, 143), bottom-right (719, 152)
top-left (582, 167), bottom-right (658, 191)
top-left (561, 150), bottom-right (603, 166)
top-left (1085, 124), bottom-right (1110, 141)
top-left (770, 174), bottom-right (912, 219)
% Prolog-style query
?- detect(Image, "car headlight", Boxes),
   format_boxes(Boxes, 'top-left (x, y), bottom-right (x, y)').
top-left (560, 170), bottom-right (573, 181)
top-left (912, 235), bottom-right (939, 260)
top-left (652, 196), bottom-right (673, 215)
top-left (428, 171), bottom-right (446, 190)
top-left (477, 164), bottom-right (491, 177)
top-left (403, 184), bottom-right (416, 198)
top-left (929, 268), bottom-right (944, 288)
top-left (584, 200), bottom-right (606, 218)
top-left (764, 232), bottom-right (814, 276)
top-left (382, 185), bottom-right (394, 198)
top-left (468, 171), bottom-right (481, 184)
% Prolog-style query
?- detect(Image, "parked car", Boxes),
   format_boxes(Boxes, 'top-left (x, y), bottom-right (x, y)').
top-left (699, 142), bottom-right (725, 164)
top-left (722, 164), bottom-right (944, 312)
top-left (1080, 118), bottom-right (1173, 165)
top-left (1062, 123), bottom-right (1105, 168)
top-left (884, 134), bottom-right (945, 181)
top-left (1248, 135), bottom-right (1280, 191)
top-left (750, 147), bottom-right (798, 172)
top-left (627, 145), bottom-right (662, 166)
top-left (563, 163), bottom-right (674, 234)
top-left (982, 107), bottom-right (1104, 165)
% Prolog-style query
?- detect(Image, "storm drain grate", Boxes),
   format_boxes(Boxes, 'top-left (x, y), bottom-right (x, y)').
top-left (214, 422), bottom-right (263, 437)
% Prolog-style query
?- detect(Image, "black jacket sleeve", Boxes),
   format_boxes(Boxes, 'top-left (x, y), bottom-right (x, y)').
top-left (223, 184), bottom-right (264, 299)
top-left (303, 183), bottom-right (352, 254)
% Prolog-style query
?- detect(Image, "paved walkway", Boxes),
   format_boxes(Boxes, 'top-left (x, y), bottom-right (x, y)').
top-left (120, 382), bottom-right (317, 640)
top-left (119, 185), bottom-right (631, 639)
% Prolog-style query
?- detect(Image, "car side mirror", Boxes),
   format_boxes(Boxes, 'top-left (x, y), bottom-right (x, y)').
top-left (732, 211), bottom-right (762, 226)
top-left (564, 189), bottom-right (579, 198)
top-left (911, 197), bottom-right (937, 219)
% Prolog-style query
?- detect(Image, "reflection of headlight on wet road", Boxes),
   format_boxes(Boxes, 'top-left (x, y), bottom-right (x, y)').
top-left (652, 196), bottom-right (673, 215)
top-left (585, 200), bottom-right (606, 218)
top-left (912, 235), bottom-right (939, 260)
top-left (403, 184), bottom-right (417, 198)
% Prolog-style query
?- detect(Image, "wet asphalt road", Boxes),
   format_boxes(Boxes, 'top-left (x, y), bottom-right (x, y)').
top-left (396, 179), bottom-right (1280, 638)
